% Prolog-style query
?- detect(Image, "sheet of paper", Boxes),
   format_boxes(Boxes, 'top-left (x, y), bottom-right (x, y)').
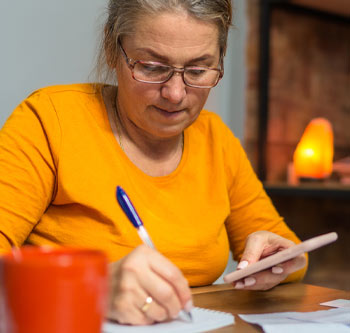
top-left (261, 323), bottom-right (350, 333)
top-left (103, 307), bottom-right (234, 333)
top-left (321, 299), bottom-right (350, 308)
top-left (289, 307), bottom-right (350, 324)
top-left (239, 307), bottom-right (350, 333)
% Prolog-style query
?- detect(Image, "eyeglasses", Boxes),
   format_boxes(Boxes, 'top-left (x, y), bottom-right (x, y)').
top-left (118, 41), bottom-right (224, 89)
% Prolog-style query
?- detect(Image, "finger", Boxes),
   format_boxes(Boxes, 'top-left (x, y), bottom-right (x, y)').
top-left (271, 265), bottom-right (284, 274)
top-left (108, 245), bottom-right (192, 323)
top-left (234, 281), bottom-right (245, 289)
top-left (239, 232), bottom-right (267, 266)
top-left (108, 271), bottom-right (170, 324)
top-left (236, 255), bottom-right (307, 291)
top-left (240, 270), bottom-right (285, 291)
top-left (260, 235), bottom-right (295, 258)
top-left (139, 267), bottom-right (183, 319)
top-left (108, 289), bottom-right (154, 325)
top-left (234, 265), bottom-right (286, 290)
top-left (238, 232), bottom-right (295, 268)
top-left (108, 285), bottom-right (168, 325)
top-left (107, 258), bottom-right (156, 325)
top-left (137, 294), bottom-right (169, 323)
top-left (244, 277), bottom-right (257, 287)
top-left (279, 254), bottom-right (307, 275)
top-left (148, 249), bottom-right (192, 310)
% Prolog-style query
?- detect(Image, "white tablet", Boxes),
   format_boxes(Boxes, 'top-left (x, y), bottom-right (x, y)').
top-left (223, 232), bottom-right (338, 284)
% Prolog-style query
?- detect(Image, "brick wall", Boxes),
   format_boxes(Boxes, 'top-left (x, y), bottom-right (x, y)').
top-left (245, 1), bottom-right (350, 182)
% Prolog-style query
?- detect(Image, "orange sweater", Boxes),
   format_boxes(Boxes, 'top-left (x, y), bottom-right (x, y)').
top-left (0, 84), bottom-right (306, 286)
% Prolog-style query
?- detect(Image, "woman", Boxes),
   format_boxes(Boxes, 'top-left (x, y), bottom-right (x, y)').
top-left (0, 0), bottom-right (306, 325)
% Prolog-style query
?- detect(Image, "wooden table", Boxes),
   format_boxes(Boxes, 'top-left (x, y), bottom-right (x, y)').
top-left (191, 283), bottom-right (350, 332)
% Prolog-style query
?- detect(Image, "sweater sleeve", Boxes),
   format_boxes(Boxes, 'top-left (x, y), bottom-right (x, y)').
top-left (222, 125), bottom-right (307, 283)
top-left (0, 91), bottom-right (60, 255)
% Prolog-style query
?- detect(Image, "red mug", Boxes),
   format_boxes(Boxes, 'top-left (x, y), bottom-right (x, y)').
top-left (0, 247), bottom-right (108, 333)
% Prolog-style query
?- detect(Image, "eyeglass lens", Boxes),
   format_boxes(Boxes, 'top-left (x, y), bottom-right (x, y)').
top-left (133, 62), bottom-right (220, 87)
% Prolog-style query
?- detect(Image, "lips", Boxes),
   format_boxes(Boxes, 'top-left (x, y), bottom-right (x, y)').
top-left (154, 106), bottom-right (185, 113)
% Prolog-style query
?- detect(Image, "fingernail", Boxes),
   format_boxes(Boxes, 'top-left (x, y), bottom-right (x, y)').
top-left (237, 260), bottom-right (249, 270)
top-left (185, 299), bottom-right (193, 312)
top-left (272, 266), bottom-right (284, 274)
top-left (235, 281), bottom-right (244, 289)
top-left (244, 277), bottom-right (256, 287)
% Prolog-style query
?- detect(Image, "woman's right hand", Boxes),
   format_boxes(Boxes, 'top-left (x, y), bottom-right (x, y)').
top-left (106, 245), bottom-right (193, 325)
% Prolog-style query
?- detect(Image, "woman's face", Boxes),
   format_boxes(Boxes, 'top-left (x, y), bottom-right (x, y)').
top-left (116, 11), bottom-right (221, 140)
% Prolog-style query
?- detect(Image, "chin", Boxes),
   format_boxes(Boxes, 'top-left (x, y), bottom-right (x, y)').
top-left (147, 124), bottom-right (186, 139)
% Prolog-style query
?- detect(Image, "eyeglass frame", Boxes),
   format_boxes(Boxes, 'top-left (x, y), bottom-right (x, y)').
top-left (117, 40), bottom-right (224, 89)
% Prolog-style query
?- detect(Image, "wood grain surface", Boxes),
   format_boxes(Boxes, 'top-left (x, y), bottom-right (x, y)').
top-left (191, 283), bottom-right (350, 332)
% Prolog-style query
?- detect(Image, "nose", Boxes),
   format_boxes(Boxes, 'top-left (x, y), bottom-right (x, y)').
top-left (160, 72), bottom-right (186, 104)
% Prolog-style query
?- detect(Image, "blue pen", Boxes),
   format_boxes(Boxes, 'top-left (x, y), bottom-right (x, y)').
top-left (116, 186), bottom-right (193, 322)
top-left (116, 186), bottom-right (155, 249)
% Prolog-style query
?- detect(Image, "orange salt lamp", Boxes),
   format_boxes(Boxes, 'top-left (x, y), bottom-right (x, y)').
top-left (293, 118), bottom-right (333, 179)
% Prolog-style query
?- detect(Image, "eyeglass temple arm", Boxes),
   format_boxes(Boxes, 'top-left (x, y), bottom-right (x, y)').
top-left (117, 39), bottom-right (134, 67)
top-left (219, 51), bottom-right (224, 77)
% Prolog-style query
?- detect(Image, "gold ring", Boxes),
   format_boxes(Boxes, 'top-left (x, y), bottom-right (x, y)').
top-left (141, 296), bottom-right (153, 313)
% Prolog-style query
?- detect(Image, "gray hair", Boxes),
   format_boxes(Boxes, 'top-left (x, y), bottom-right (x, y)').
top-left (95, 0), bottom-right (233, 84)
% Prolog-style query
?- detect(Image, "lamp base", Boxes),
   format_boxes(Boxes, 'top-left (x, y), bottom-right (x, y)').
top-left (299, 177), bottom-right (327, 183)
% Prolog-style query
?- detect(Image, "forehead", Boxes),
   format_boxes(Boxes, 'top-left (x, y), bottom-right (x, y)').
top-left (124, 11), bottom-right (220, 61)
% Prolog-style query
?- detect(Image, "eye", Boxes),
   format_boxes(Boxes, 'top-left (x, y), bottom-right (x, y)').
top-left (139, 62), bottom-right (169, 74)
top-left (186, 67), bottom-right (207, 76)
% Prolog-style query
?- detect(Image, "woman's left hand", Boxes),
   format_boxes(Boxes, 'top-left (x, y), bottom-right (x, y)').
top-left (233, 231), bottom-right (307, 291)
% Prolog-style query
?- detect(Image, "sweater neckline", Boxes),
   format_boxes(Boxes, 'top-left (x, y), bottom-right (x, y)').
top-left (102, 85), bottom-right (190, 184)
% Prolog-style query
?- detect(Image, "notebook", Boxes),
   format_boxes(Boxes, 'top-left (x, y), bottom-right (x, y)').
top-left (102, 307), bottom-right (235, 333)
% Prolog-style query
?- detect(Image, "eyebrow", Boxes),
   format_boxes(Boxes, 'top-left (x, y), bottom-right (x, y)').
top-left (135, 47), bottom-right (217, 64)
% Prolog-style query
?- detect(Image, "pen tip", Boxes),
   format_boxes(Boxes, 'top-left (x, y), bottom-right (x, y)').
top-left (188, 311), bottom-right (193, 321)
top-left (184, 310), bottom-right (193, 322)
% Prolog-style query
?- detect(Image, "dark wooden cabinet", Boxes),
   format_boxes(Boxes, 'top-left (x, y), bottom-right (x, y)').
top-left (265, 183), bottom-right (350, 290)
